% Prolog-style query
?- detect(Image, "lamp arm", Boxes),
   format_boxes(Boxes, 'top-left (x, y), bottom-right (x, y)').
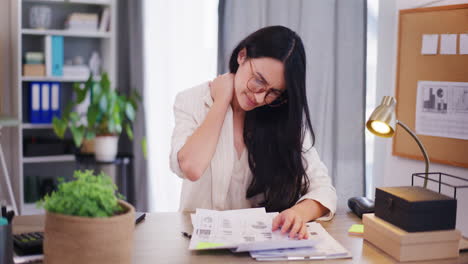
top-left (396, 120), bottom-right (430, 188)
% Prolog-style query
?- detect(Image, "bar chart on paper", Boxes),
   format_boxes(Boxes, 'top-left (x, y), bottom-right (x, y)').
top-left (416, 81), bottom-right (468, 140)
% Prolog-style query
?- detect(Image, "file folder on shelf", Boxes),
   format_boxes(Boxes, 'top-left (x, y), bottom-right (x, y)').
top-left (44, 36), bottom-right (52, 77)
top-left (51, 36), bottom-right (64, 77)
top-left (29, 82), bottom-right (41, 124)
top-left (51, 82), bottom-right (61, 119)
top-left (40, 82), bottom-right (51, 123)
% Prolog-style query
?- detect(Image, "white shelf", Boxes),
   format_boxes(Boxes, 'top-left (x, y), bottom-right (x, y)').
top-left (21, 203), bottom-right (45, 215)
top-left (22, 123), bottom-right (53, 129)
top-left (23, 0), bottom-right (111, 5)
top-left (23, 155), bottom-right (75, 163)
top-left (0, 116), bottom-right (20, 127)
top-left (22, 28), bottom-right (111, 38)
top-left (11, 0), bottom-right (117, 220)
top-left (22, 76), bottom-right (89, 82)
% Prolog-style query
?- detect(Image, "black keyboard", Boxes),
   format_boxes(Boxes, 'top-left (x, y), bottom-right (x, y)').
top-left (13, 232), bottom-right (44, 256)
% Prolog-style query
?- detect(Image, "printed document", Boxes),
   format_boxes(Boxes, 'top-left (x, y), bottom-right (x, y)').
top-left (415, 81), bottom-right (468, 140)
top-left (188, 208), bottom-right (351, 261)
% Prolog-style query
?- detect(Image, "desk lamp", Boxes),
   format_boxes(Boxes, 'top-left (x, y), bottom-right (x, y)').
top-left (364, 97), bottom-right (458, 251)
top-left (366, 96), bottom-right (429, 188)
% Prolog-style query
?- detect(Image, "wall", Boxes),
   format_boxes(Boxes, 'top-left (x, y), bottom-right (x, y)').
top-left (0, 0), bottom-right (14, 203)
top-left (0, 0), bottom-right (11, 114)
top-left (375, 0), bottom-right (468, 236)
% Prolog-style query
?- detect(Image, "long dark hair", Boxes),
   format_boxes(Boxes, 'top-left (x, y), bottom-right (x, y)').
top-left (229, 26), bottom-right (315, 212)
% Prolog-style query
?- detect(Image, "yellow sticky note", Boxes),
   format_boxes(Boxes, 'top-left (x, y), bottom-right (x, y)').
top-left (348, 224), bottom-right (364, 235)
top-left (195, 242), bottom-right (225, 250)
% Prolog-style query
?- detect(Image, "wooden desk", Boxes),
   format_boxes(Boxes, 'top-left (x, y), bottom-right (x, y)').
top-left (12, 212), bottom-right (468, 264)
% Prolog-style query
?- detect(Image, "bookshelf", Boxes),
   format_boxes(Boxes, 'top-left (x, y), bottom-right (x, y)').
top-left (21, 123), bottom-right (53, 129)
top-left (23, 0), bottom-right (112, 6)
top-left (22, 76), bottom-right (90, 82)
top-left (22, 28), bottom-right (112, 38)
top-left (9, 0), bottom-right (117, 215)
top-left (22, 155), bottom-right (76, 163)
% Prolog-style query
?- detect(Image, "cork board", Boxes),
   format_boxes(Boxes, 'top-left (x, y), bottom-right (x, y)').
top-left (393, 4), bottom-right (468, 168)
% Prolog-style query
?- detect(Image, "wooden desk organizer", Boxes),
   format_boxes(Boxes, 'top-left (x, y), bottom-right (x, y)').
top-left (363, 213), bottom-right (460, 262)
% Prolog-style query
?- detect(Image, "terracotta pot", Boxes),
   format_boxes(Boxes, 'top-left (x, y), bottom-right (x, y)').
top-left (94, 135), bottom-right (119, 162)
top-left (43, 200), bottom-right (135, 264)
top-left (80, 138), bottom-right (95, 154)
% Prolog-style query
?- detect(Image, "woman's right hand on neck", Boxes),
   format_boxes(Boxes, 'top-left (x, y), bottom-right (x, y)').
top-left (177, 74), bottom-right (234, 181)
top-left (210, 73), bottom-right (235, 105)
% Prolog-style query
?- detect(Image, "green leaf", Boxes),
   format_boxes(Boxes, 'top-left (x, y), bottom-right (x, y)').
top-left (52, 117), bottom-right (67, 139)
top-left (69, 112), bottom-right (80, 123)
top-left (91, 83), bottom-right (101, 104)
top-left (115, 123), bottom-right (122, 134)
top-left (125, 103), bottom-right (136, 121)
top-left (63, 102), bottom-right (75, 119)
top-left (124, 123), bottom-right (134, 140)
top-left (112, 105), bottom-right (122, 133)
top-left (107, 117), bottom-right (116, 134)
top-left (87, 104), bottom-right (99, 128)
top-left (129, 91), bottom-right (141, 110)
top-left (113, 103), bottom-right (121, 122)
top-left (70, 125), bottom-right (85, 147)
top-left (132, 90), bottom-right (142, 102)
top-left (141, 136), bottom-right (147, 159)
top-left (74, 84), bottom-right (88, 104)
top-left (85, 130), bottom-right (96, 139)
top-left (100, 72), bottom-right (111, 92)
top-left (99, 94), bottom-right (108, 113)
top-left (85, 74), bottom-right (93, 88)
top-left (107, 93), bottom-right (117, 116)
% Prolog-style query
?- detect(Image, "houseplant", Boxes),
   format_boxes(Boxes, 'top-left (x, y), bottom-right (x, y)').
top-left (53, 73), bottom-right (140, 161)
top-left (38, 170), bottom-right (135, 264)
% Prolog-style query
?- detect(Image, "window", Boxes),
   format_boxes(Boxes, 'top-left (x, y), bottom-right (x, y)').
top-left (143, 0), bottom-right (218, 211)
top-left (365, 0), bottom-right (379, 198)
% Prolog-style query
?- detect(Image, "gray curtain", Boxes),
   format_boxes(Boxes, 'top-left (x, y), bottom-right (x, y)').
top-left (118, 0), bottom-right (148, 211)
top-left (218, 0), bottom-right (366, 211)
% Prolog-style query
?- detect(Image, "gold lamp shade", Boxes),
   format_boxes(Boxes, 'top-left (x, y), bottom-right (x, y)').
top-left (365, 95), bottom-right (431, 188)
top-left (366, 96), bottom-right (396, 138)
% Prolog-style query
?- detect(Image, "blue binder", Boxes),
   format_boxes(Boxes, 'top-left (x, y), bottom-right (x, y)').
top-left (40, 82), bottom-right (51, 123)
top-left (50, 82), bottom-right (61, 119)
top-left (51, 36), bottom-right (63, 76)
top-left (29, 82), bottom-right (42, 123)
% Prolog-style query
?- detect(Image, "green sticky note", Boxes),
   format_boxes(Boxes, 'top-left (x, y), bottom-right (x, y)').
top-left (195, 242), bottom-right (225, 250)
top-left (348, 224), bottom-right (364, 234)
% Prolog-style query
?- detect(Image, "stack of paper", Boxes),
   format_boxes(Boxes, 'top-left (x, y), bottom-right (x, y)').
top-left (65, 13), bottom-right (99, 31)
top-left (189, 208), bottom-right (352, 261)
top-left (63, 65), bottom-right (90, 79)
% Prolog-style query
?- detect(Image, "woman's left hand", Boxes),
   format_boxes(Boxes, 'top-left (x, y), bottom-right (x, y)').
top-left (272, 208), bottom-right (309, 240)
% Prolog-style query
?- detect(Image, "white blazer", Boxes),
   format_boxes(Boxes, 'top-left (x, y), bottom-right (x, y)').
top-left (170, 82), bottom-right (337, 221)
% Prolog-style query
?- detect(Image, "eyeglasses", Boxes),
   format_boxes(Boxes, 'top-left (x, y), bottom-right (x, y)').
top-left (246, 60), bottom-right (287, 107)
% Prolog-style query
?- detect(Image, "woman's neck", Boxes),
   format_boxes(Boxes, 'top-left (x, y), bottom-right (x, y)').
top-left (231, 93), bottom-right (246, 117)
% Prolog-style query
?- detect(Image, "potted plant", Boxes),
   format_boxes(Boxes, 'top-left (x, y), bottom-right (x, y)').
top-left (53, 73), bottom-right (140, 161)
top-left (38, 170), bottom-right (135, 264)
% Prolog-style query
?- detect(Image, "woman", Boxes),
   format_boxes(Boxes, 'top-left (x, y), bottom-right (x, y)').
top-left (170, 26), bottom-right (336, 240)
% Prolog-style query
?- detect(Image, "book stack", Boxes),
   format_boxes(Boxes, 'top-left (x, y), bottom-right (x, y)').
top-left (99, 8), bottom-right (110, 32)
top-left (23, 52), bottom-right (45, 76)
top-left (65, 13), bottom-right (99, 31)
top-left (189, 208), bottom-right (351, 261)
